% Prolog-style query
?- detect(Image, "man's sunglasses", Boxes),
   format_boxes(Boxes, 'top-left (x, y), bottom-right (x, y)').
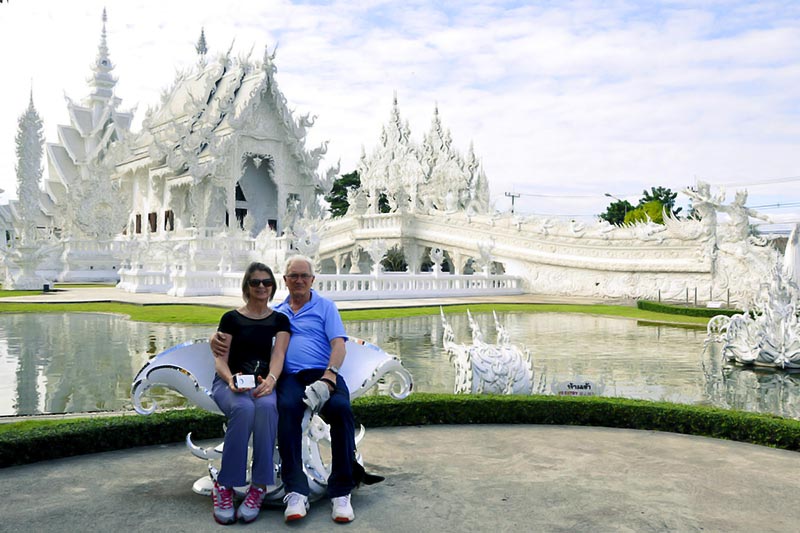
top-left (248, 279), bottom-right (275, 287)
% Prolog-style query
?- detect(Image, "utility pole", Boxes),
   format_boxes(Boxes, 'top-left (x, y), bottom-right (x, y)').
top-left (505, 192), bottom-right (520, 214)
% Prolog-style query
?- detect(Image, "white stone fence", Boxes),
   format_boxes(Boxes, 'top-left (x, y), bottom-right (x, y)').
top-left (119, 266), bottom-right (523, 300)
top-left (311, 271), bottom-right (522, 300)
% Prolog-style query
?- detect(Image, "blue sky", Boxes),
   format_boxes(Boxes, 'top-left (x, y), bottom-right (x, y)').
top-left (0, 0), bottom-right (798, 229)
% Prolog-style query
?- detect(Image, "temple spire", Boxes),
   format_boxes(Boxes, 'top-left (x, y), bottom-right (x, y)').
top-left (88, 8), bottom-right (116, 103)
top-left (15, 88), bottom-right (44, 242)
top-left (195, 27), bottom-right (208, 64)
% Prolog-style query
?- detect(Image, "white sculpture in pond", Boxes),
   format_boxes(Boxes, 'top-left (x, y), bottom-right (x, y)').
top-left (706, 224), bottom-right (800, 369)
top-left (441, 308), bottom-right (534, 395)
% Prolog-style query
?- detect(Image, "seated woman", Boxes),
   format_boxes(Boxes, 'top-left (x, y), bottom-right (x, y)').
top-left (210, 262), bottom-right (290, 525)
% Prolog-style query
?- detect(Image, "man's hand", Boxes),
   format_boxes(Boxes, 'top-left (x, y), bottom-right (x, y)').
top-left (303, 380), bottom-right (331, 413)
top-left (210, 331), bottom-right (231, 358)
top-left (253, 375), bottom-right (275, 398)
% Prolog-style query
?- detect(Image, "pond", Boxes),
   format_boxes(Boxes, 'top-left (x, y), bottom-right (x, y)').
top-left (1, 312), bottom-right (798, 419)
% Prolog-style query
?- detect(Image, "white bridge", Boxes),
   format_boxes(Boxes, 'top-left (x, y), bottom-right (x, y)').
top-left (311, 208), bottom-right (768, 305)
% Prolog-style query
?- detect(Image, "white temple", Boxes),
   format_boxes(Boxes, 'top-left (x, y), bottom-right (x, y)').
top-left (0, 11), bottom-right (783, 307)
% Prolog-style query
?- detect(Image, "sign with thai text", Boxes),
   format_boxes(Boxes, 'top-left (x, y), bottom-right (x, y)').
top-left (552, 378), bottom-right (605, 396)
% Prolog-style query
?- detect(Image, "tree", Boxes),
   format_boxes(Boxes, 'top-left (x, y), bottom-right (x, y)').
top-left (599, 200), bottom-right (634, 226)
top-left (325, 170), bottom-right (391, 217)
top-left (600, 186), bottom-right (682, 226)
top-left (325, 171), bottom-right (360, 218)
top-left (381, 245), bottom-right (407, 272)
top-left (624, 200), bottom-right (665, 225)
top-left (640, 186), bottom-right (681, 217)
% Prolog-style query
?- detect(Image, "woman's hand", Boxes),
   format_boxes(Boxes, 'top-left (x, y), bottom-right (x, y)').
top-left (228, 373), bottom-right (252, 393)
top-left (253, 374), bottom-right (276, 397)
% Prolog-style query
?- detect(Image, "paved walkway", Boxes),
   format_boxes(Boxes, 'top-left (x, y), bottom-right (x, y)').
top-left (2, 425), bottom-right (800, 532)
top-left (0, 285), bottom-right (627, 309)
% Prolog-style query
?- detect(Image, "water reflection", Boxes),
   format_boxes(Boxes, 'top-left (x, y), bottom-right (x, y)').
top-left (0, 314), bottom-right (209, 415)
top-left (2, 312), bottom-right (800, 419)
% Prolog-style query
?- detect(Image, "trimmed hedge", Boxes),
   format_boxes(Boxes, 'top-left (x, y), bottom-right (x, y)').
top-left (0, 409), bottom-right (224, 468)
top-left (354, 394), bottom-right (800, 450)
top-left (2, 394), bottom-right (799, 468)
top-left (637, 299), bottom-right (742, 318)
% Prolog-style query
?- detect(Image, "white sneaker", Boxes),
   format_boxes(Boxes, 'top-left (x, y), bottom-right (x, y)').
top-left (331, 493), bottom-right (355, 523)
top-left (283, 491), bottom-right (309, 522)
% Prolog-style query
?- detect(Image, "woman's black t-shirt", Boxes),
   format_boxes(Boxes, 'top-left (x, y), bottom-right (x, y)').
top-left (217, 309), bottom-right (291, 378)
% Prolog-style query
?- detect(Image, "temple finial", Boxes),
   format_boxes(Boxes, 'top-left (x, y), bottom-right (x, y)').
top-left (99, 8), bottom-right (109, 62)
top-left (89, 7), bottom-right (116, 101)
top-left (195, 27), bottom-right (208, 56)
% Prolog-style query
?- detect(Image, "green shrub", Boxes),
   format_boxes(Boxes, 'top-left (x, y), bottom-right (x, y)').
top-left (0, 409), bottom-right (223, 468)
top-left (637, 300), bottom-right (741, 318)
top-left (3, 395), bottom-right (798, 467)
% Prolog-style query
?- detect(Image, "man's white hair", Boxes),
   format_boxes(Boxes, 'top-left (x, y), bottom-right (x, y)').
top-left (284, 254), bottom-right (315, 276)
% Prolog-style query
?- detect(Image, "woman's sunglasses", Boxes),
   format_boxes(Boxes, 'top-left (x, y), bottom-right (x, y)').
top-left (248, 279), bottom-right (275, 287)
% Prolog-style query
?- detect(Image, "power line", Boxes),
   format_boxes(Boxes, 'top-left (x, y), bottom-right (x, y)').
top-left (707, 176), bottom-right (800, 187)
top-left (751, 202), bottom-right (800, 210)
top-left (514, 192), bottom-right (607, 199)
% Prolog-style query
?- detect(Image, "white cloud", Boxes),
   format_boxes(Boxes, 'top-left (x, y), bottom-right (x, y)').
top-left (0, 0), bottom-right (798, 228)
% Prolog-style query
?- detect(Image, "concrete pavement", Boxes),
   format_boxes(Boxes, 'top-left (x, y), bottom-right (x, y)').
top-left (2, 425), bottom-right (799, 532)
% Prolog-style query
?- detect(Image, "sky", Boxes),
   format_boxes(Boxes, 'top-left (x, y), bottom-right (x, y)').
top-left (0, 0), bottom-right (799, 231)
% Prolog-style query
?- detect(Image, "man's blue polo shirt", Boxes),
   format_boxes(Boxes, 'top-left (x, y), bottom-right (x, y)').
top-left (274, 290), bottom-right (348, 374)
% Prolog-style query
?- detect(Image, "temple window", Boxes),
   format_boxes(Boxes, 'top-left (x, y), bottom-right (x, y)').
top-left (135, 214), bottom-right (142, 234)
top-left (148, 212), bottom-right (157, 233)
top-left (164, 210), bottom-right (174, 231)
top-left (235, 208), bottom-right (247, 230)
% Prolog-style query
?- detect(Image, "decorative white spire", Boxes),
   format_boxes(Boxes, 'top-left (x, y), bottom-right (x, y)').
top-left (89, 8), bottom-right (116, 102)
top-left (195, 27), bottom-right (208, 66)
top-left (15, 87), bottom-right (45, 241)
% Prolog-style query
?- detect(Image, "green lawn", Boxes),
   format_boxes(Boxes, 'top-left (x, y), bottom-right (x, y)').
top-left (0, 300), bottom-right (710, 326)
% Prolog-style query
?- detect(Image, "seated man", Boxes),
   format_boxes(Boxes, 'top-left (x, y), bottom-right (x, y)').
top-left (212, 255), bottom-right (357, 523)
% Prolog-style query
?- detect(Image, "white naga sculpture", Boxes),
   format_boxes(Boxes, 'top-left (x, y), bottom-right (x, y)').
top-left (131, 337), bottom-right (413, 501)
top-left (441, 308), bottom-right (534, 394)
top-left (706, 224), bottom-right (800, 369)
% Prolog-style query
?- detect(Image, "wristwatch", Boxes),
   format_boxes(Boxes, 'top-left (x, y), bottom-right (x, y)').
top-left (327, 365), bottom-right (340, 375)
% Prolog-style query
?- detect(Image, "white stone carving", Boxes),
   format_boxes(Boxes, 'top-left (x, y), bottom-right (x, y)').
top-left (707, 226), bottom-right (800, 369)
top-left (364, 239), bottom-right (388, 274)
top-left (442, 308), bottom-right (533, 395)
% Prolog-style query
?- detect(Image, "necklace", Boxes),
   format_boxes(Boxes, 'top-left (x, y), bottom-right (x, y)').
top-left (239, 305), bottom-right (272, 319)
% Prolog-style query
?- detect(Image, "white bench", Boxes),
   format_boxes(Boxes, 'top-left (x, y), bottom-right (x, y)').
top-left (131, 337), bottom-right (413, 501)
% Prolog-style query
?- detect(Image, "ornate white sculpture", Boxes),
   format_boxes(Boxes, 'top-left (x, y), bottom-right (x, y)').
top-left (131, 337), bottom-right (413, 501)
top-left (364, 239), bottom-right (388, 274)
top-left (706, 226), bottom-right (800, 369)
top-left (358, 99), bottom-right (490, 216)
top-left (441, 308), bottom-right (533, 394)
top-left (475, 239), bottom-right (495, 274)
top-left (0, 92), bottom-right (58, 289)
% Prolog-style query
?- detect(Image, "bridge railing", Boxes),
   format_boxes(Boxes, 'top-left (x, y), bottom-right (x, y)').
top-left (311, 271), bottom-right (523, 300)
